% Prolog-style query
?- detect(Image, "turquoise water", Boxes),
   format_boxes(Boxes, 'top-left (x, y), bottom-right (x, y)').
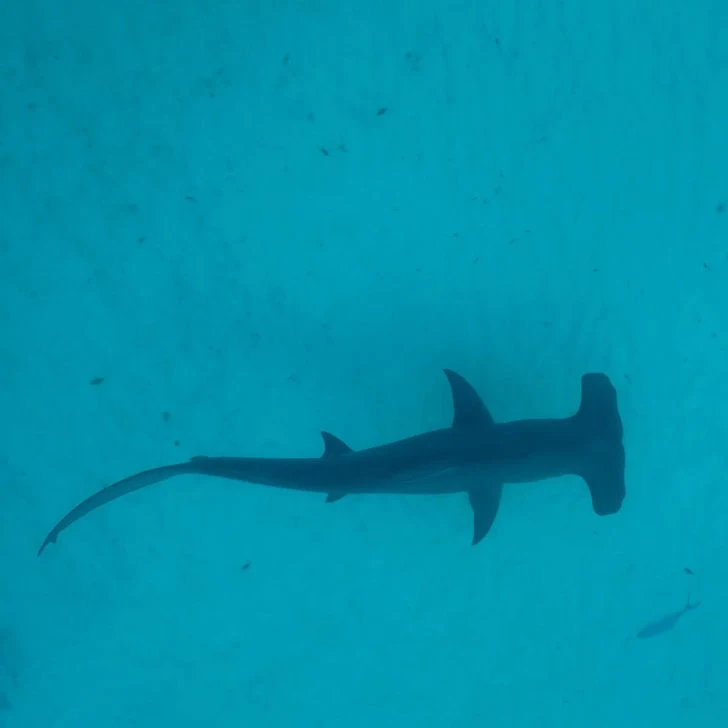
top-left (2, 1), bottom-right (727, 725)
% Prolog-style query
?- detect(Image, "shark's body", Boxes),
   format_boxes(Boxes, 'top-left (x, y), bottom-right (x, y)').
top-left (38, 370), bottom-right (625, 554)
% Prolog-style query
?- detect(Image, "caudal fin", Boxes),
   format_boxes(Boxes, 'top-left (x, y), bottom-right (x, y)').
top-left (573, 373), bottom-right (626, 516)
top-left (38, 462), bottom-right (196, 555)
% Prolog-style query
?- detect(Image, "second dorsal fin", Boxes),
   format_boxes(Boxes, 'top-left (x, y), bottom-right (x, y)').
top-left (443, 369), bottom-right (494, 428)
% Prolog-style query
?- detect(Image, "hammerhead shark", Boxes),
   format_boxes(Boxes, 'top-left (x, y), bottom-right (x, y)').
top-left (38, 370), bottom-right (625, 555)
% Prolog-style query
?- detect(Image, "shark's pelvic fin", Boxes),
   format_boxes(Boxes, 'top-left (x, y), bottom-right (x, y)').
top-left (468, 482), bottom-right (503, 545)
top-left (321, 431), bottom-right (353, 502)
top-left (443, 369), bottom-right (494, 427)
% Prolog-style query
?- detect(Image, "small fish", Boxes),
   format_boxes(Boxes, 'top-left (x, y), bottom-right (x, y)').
top-left (637, 596), bottom-right (700, 639)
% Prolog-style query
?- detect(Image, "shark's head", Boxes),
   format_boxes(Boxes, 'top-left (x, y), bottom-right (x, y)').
top-left (573, 373), bottom-right (626, 515)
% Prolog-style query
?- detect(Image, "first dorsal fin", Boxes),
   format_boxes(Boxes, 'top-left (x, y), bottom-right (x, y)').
top-left (443, 369), bottom-right (494, 428)
top-left (321, 431), bottom-right (353, 504)
top-left (321, 431), bottom-right (353, 457)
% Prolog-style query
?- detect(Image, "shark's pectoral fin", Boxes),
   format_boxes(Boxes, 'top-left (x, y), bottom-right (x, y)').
top-left (325, 492), bottom-right (347, 503)
top-left (468, 482), bottom-right (503, 545)
top-left (443, 370), bottom-right (495, 428)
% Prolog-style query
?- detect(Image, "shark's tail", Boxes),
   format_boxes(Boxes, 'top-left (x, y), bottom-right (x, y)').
top-left (573, 373), bottom-right (626, 516)
top-left (37, 462), bottom-right (198, 555)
